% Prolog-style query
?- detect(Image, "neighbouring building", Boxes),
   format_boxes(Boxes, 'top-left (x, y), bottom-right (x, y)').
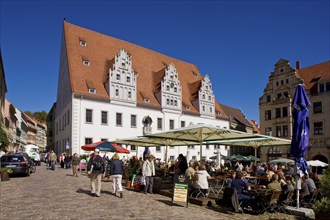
top-left (259, 59), bottom-right (330, 163)
top-left (220, 104), bottom-right (255, 156)
top-left (0, 50), bottom-right (7, 127)
top-left (46, 102), bottom-right (56, 152)
top-left (54, 21), bottom-right (236, 161)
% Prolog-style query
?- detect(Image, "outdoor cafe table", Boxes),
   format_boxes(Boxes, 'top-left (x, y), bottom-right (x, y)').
top-left (208, 176), bottom-right (227, 197)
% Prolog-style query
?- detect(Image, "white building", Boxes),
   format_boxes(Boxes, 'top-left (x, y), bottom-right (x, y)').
top-left (54, 21), bottom-right (232, 161)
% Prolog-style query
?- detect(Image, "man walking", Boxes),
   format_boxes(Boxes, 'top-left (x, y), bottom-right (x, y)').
top-left (87, 149), bottom-right (104, 197)
top-left (142, 155), bottom-right (155, 194)
top-left (49, 151), bottom-right (57, 170)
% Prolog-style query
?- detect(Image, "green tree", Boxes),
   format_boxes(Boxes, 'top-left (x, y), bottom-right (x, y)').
top-left (0, 127), bottom-right (9, 151)
top-left (24, 111), bottom-right (47, 123)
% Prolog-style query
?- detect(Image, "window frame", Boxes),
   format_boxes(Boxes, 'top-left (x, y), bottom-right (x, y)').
top-left (85, 109), bottom-right (93, 123)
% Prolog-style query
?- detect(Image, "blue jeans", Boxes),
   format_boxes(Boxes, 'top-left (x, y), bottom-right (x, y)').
top-left (51, 161), bottom-right (56, 170)
top-left (238, 193), bottom-right (251, 209)
top-left (144, 176), bottom-right (153, 193)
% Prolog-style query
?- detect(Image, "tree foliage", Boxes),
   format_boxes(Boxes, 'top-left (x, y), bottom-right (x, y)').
top-left (0, 126), bottom-right (9, 151)
top-left (24, 111), bottom-right (47, 123)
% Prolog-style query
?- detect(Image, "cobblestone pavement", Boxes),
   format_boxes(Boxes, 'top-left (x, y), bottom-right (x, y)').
top-left (0, 164), bottom-right (304, 220)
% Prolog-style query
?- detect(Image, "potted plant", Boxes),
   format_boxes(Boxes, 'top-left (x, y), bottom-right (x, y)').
top-left (0, 168), bottom-right (13, 181)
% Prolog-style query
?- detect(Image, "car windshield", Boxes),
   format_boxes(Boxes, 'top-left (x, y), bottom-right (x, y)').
top-left (1, 155), bottom-right (24, 162)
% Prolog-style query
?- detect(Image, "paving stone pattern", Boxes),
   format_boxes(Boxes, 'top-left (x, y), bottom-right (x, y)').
top-left (0, 164), bottom-right (302, 220)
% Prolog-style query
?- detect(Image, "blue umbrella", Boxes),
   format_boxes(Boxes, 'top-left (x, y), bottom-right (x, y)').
top-left (290, 84), bottom-right (311, 208)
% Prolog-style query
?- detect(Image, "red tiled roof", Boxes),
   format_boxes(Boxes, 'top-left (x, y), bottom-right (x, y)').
top-left (64, 21), bottom-right (227, 117)
top-left (219, 104), bottom-right (252, 128)
top-left (297, 60), bottom-right (330, 90)
top-left (248, 120), bottom-right (260, 134)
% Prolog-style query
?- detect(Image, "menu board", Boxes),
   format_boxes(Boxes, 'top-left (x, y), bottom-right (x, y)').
top-left (172, 183), bottom-right (188, 207)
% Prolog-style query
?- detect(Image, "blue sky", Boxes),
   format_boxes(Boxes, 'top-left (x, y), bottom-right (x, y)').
top-left (1, 0), bottom-right (329, 124)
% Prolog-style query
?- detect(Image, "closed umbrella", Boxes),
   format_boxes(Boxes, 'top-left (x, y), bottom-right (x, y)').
top-left (290, 84), bottom-right (311, 209)
top-left (215, 149), bottom-right (221, 169)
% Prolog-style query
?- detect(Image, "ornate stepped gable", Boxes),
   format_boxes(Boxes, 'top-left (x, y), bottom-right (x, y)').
top-left (108, 49), bottom-right (137, 105)
top-left (198, 74), bottom-right (215, 117)
top-left (160, 63), bottom-right (182, 111)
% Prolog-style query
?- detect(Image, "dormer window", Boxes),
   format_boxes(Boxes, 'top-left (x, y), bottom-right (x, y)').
top-left (185, 106), bottom-right (190, 110)
top-left (89, 89), bottom-right (96, 94)
top-left (193, 72), bottom-right (198, 78)
top-left (144, 98), bottom-right (150, 103)
top-left (83, 60), bottom-right (90, 66)
top-left (80, 40), bottom-right (86, 46)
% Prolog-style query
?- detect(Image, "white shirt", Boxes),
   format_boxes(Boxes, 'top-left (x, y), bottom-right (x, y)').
top-left (195, 170), bottom-right (210, 189)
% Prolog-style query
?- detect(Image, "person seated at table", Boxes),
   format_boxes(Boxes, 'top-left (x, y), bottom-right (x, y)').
top-left (226, 171), bottom-right (236, 187)
top-left (300, 177), bottom-right (310, 201)
top-left (231, 171), bottom-right (252, 210)
top-left (304, 175), bottom-right (317, 194)
top-left (267, 174), bottom-right (282, 192)
top-left (185, 163), bottom-right (196, 184)
top-left (192, 165), bottom-right (211, 196)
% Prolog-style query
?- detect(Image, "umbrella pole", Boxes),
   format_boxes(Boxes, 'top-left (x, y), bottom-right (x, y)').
top-left (200, 142), bottom-right (202, 162)
top-left (165, 145), bottom-right (168, 164)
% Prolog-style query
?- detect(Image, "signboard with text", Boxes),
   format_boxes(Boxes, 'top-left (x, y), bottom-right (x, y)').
top-left (172, 182), bottom-right (188, 207)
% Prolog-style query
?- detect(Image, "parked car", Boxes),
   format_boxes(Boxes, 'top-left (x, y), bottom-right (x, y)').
top-left (0, 153), bottom-right (36, 176)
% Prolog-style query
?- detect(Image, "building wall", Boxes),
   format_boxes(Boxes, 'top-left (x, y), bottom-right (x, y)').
top-left (54, 95), bottom-right (229, 161)
top-left (259, 59), bottom-right (330, 163)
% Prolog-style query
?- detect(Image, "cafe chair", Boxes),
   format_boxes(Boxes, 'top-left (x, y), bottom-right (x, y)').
top-left (300, 189), bottom-right (319, 209)
top-left (221, 187), bottom-right (243, 213)
top-left (189, 186), bottom-right (207, 198)
top-left (258, 190), bottom-right (281, 218)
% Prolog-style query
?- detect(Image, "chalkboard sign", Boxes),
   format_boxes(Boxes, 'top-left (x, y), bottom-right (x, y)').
top-left (172, 182), bottom-right (188, 207)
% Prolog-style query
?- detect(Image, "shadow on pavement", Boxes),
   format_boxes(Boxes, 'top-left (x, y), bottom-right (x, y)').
top-left (157, 199), bottom-right (182, 207)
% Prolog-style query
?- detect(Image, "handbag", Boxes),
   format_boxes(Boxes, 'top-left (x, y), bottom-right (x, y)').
top-left (140, 176), bottom-right (146, 185)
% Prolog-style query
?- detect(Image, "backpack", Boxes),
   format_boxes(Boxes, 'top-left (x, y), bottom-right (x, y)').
top-left (92, 156), bottom-right (103, 171)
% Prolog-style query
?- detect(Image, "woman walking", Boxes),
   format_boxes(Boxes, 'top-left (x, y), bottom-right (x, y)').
top-left (110, 153), bottom-right (124, 198)
top-left (72, 153), bottom-right (80, 177)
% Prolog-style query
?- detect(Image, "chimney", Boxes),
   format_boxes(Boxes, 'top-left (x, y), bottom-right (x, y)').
top-left (296, 61), bottom-right (301, 69)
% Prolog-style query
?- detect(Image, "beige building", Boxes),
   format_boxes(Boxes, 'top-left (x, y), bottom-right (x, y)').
top-left (259, 59), bottom-right (330, 164)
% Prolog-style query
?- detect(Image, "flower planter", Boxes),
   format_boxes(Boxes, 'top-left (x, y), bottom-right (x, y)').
top-left (126, 180), bottom-right (132, 188)
top-left (0, 172), bottom-right (10, 181)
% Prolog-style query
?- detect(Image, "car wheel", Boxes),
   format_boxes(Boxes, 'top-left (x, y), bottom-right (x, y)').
top-left (31, 165), bottom-right (36, 173)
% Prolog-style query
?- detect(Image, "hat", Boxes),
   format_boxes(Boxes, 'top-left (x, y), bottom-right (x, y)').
top-left (95, 149), bottom-right (100, 153)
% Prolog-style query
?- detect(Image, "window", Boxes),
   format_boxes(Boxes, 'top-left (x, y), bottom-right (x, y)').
top-left (67, 110), bottom-right (70, 125)
top-left (206, 145), bottom-right (210, 150)
top-left (265, 127), bottom-right (272, 136)
top-left (210, 107), bottom-right (213, 113)
top-left (174, 87), bottom-right (177, 92)
top-left (282, 107), bottom-right (288, 117)
top-left (319, 83), bottom-right (325, 93)
top-left (314, 122), bottom-right (323, 135)
top-left (101, 111), bottom-right (108, 125)
top-left (128, 91), bottom-right (131, 99)
top-left (265, 110), bottom-right (271, 120)
top-left (115, 89), bottom-right (119, 97)
top-left (276, 108), bottom-right (281, 118)
top-left (185, 106), bottom-right (190, 110)
top-left (86, 109), bottom-right (93, 123)
top-left (116, 113), bottom-right (122, 126)
top-left (181, 121), bottom-right (185, 128)
top-left (202, 94), bottom-right (205, 99)
top-left (281, 80), bottom-right (284, 85)
top-left (144, 98), bottom-right (150, 103)
top-left (85, 138), bottom-right (93, 145)
top-left (283, 125), bottom-right (288, 137)
top-left (276, 126), bottom-right (281, 137)
top-left (170, 100), bottom-right (173, 106)
top-left (131, 145), bottom-right (136, 151)
top-left (267, 95), bottom-right (271, 102)
top-left (80, 40), bottom-right (86, 46)
top-left (166, 85), bottom-right (170, 91)
top-left (126, 76), bottom-right (130, 83)
top-left (283, 91), bottom-right (288, 97)
top-left (169, 156), bottom-right (175, 161)
top-left (286, 79), bottom-right (289, 84)
top-left (131, 115), bottom-right (137, 127)
top-left (202, 106), bottom-right (205, 112)
top-left (89, 88), bottom-right (96, 94)
top-left (156, 146), bottom-right (161, 152)
top-left (269, 147), bottom-right (281, 154)
top-left (169, 119), bottom-right (174, 130)
top-left (188, 145), bottom-right (195, 149)
top-left (326, 82), bottom-right (330, 91)
top-left (208, 96), bottom-right (211, 101)
top-left (313, 102), bottom-right (322, 113)
top-left (166, 99), bottom-right (170, 105)
top-left (276, 82), bottom-right (279, 86)
top-left (116, 74), bottom-right (120, 80)
top-left (174, 100), bottom-right (177, 107)
top-left (83, 60), bottom-right (90, 66)
top-left (277, 93), bottom-right (282, 99)
top-left (157, 118), bottom-right (162, 130)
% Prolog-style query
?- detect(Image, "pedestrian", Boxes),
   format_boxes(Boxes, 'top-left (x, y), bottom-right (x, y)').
top-left (87, 149), bottom-right (104, 197)
top-left (60, 153), bottom-right (65, 169)
top-left (49, 151), bottom-right (57, 170)
top-left (142, 154), bottom-right (155, 194)
top-left (72, 153), bottom-right (80, 177)
top-left (110, 153), bottom-right (124, 198)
